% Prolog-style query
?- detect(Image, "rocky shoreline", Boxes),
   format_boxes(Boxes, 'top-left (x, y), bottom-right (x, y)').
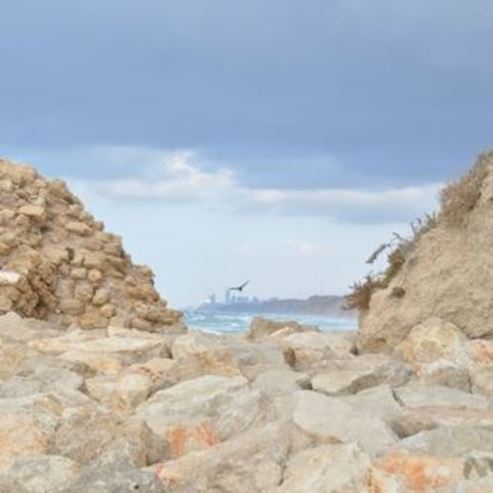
top-left (3, 156), bottom-right (493, 492)
top-left (0, 314), bottom-right (492, 492)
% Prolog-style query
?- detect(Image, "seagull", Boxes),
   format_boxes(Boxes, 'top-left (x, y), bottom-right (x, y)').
top-left (228, 281), bottom-right (250, 293)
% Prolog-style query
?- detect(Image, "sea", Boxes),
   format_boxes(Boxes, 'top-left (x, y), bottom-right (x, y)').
top-left (183, 311), bottom-right (357, 335)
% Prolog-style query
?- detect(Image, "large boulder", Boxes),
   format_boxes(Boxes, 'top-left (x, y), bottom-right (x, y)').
top-left (135, 375), bottom-right (265, 458)
top-left (356, 153), bottom-right (493, 352)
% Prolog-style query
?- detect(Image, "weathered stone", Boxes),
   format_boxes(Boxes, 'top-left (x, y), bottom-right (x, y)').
top-left (401, 426), bottom-right (493, 457)
top-left (0, 455), bottom-right (80, 493)
top-left (18, 204), bottom-right (47, 220)
top-left (136, 375), bottom-right (264, 457)
top-left (0, 271), bottom-right (21, 286)
top-left (53, 411), bottom-right (168, 467)
top-left (371, 451), bottom-right (464, 492)
top-left (29, 331), bottom-right (169, 366)
top-left (340, 385), bottom-right (402, 423)
top-left (291, 390), bottom-right (397, 457)
top-left (393, 407), bottom-right (493, 439)
top-left (282, 332), bottom-right (354, 369)
top-left (394, 385), bottom-right (488, 411)
top-left (279, 444), bottom-right (371, 493)
top-left (246, 317), bottom-right (319, 341)
top-left (66, 461), bottom-right (165, 493)
top-left (394, 318), bottom-right (467, 369)
top-left (0, 394), bottom-right (63, 470)
top-left (471, 367), bottom-right (493, 397)
top-left (154, 421), bottom-right (301, 492)
top-left (253, 369), bottom-right (310, 397)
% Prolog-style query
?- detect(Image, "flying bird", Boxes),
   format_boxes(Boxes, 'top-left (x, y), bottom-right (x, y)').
top-left (228, 281), bottom-right (250, 292)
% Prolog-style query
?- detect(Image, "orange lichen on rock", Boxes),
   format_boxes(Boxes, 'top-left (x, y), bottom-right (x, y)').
top-left (167, 422), bottom-right (220, 459)
top-left (372, 451), bottom-right (464, 492)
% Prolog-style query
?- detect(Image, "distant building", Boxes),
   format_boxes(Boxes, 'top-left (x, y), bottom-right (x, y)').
top-left (224, 289), bottom-right (231, 304)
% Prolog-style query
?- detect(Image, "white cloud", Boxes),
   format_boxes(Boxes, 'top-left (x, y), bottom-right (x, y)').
top-left (67, 146), bottom-right (442, 224)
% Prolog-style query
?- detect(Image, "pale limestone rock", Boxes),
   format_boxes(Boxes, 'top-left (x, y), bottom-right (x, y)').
top-left (279, 444), bottom-right (371, 493)
top-left (394, 385), bottom-right (488, 410)
top-left (312, 369), bottom-right (378, 396)
top-left (136, 375), bottom-right (264, 457)
top-left (394, 318), bottom-right (467, 369)
top-left (393, 407), bottom-right (493, 439)
top-left (153, 421), bottom-right (302, 492)
top-left (0, 312), bottom-right (60, 342)
top-left (371, 450), bottom-right (464, 492)
top-left (29, 331), bottom-right (169, 365)
top-left (281, 332), bottom-right (354, 369)
top-left (52, 411), bottom-right (168, 467)
top-left (18, 205), bottom-right (47, 221)
top-left (471, 367), bottom-right (493, 397)
top-left (246, 316), bottom-right (319, 341)
top-left (452, 478), bottom-right (493, 493)
top-left (339, 385), bottom-right (402, 423)
top-left (401, 426), bottom-right (493, 456)
top-left (291, 390), bottom-right (397, 457)
top-left (253, 369), bottom-right (310, 397)
top-left (0, 394), bottom-right (63, 470)
top-left (65, 461), bottom-right (166, 493)
top-left (0, 271), bottom-right (21, 286)
top-left (0, 455), bottom-right (80, 493)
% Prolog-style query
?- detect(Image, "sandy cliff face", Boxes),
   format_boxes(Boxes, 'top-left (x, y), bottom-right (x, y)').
top-left (0, 158), bottom-right (182, 331)
top-left (357, 152), bottom-right (493, 353)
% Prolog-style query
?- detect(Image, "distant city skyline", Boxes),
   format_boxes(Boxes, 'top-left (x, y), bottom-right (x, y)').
top-left (2, 1), bottom-right (492, 306)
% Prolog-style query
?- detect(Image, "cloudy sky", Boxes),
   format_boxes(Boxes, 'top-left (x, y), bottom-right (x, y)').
top-left (1, 0), bottom-right (492, 307)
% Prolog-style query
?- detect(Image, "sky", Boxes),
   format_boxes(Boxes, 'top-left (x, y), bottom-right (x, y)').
top-left (1, 0), bottom-right (492, 307)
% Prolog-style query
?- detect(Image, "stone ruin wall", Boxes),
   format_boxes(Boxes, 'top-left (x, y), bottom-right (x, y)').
top-left (0, 158), bottom-right (182, 331)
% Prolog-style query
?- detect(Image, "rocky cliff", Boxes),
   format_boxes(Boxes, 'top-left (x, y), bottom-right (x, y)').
top-left (0, 158), bottom-right (182, 331)
top-left (356, 152), bottom-right (493, 353)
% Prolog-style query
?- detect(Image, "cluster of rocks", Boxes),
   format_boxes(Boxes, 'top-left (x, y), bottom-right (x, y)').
top-left (4, 156), bottom-right (493, 492)
top-left (0, 159), bottom-right (182, 331)
top-left (0, 314), bottom-right (493, 492)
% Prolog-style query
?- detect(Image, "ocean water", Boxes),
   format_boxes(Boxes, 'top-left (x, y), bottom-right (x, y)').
top-left (184, 311), bottom-right (358, 334)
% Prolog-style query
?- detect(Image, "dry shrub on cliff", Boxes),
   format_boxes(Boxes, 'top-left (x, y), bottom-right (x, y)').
top-left (440, 153), bottom-right (490, 227)
top-left (345, 214), bottom-right (437, 311)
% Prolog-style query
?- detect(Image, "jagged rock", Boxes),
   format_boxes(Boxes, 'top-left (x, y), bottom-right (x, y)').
top-left (393, 385), bottom-right (488, 410)
top-left (0, 455), bottom-right (80, 493)
top-left (291, 390), bottom-right (397, 457)
top-left (246, 316), bottom-right (319, 341)
top-left (312, 353), bottom-right (412, 396)
top-left (394, 318), bottom-right (467, 369)
top-left (281, 332), bottom-right (354, 369)
top-left (401, 426), bottom-right (493, 457)
top-left (136, 375), bottom-right (265, 458)
top-left (0, 158), bottom-right (182, 331)
top-left (52, 412), bottom-right (168, 467)
top-left (29, 330), bottom-right (170, 366)
top-left (279, 444), bottom-right (371, 493)
top-left (0, 394), bottom-right (63, 470)
top-left (65, 461), bottom-right (165, 493)
top-left (153, 420), bottom-right (310, 493)
top-left (371, 450), bottom-right (464, 492)
top-left (253, 369), bottom-right (310, 397)
top-left (339, 385), bottom-right (402, 423)
top-left (394, 407), bottom-right (493, 439)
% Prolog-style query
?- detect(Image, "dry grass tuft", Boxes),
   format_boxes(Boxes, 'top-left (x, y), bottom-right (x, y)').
top-left (440, 153), bottom-right (491, 227)
top-left (345, 214), bottom-right (437, 312)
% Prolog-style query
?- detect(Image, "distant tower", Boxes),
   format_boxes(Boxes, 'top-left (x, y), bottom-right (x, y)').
top-left (225, 289), bottom-right (231, 304)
